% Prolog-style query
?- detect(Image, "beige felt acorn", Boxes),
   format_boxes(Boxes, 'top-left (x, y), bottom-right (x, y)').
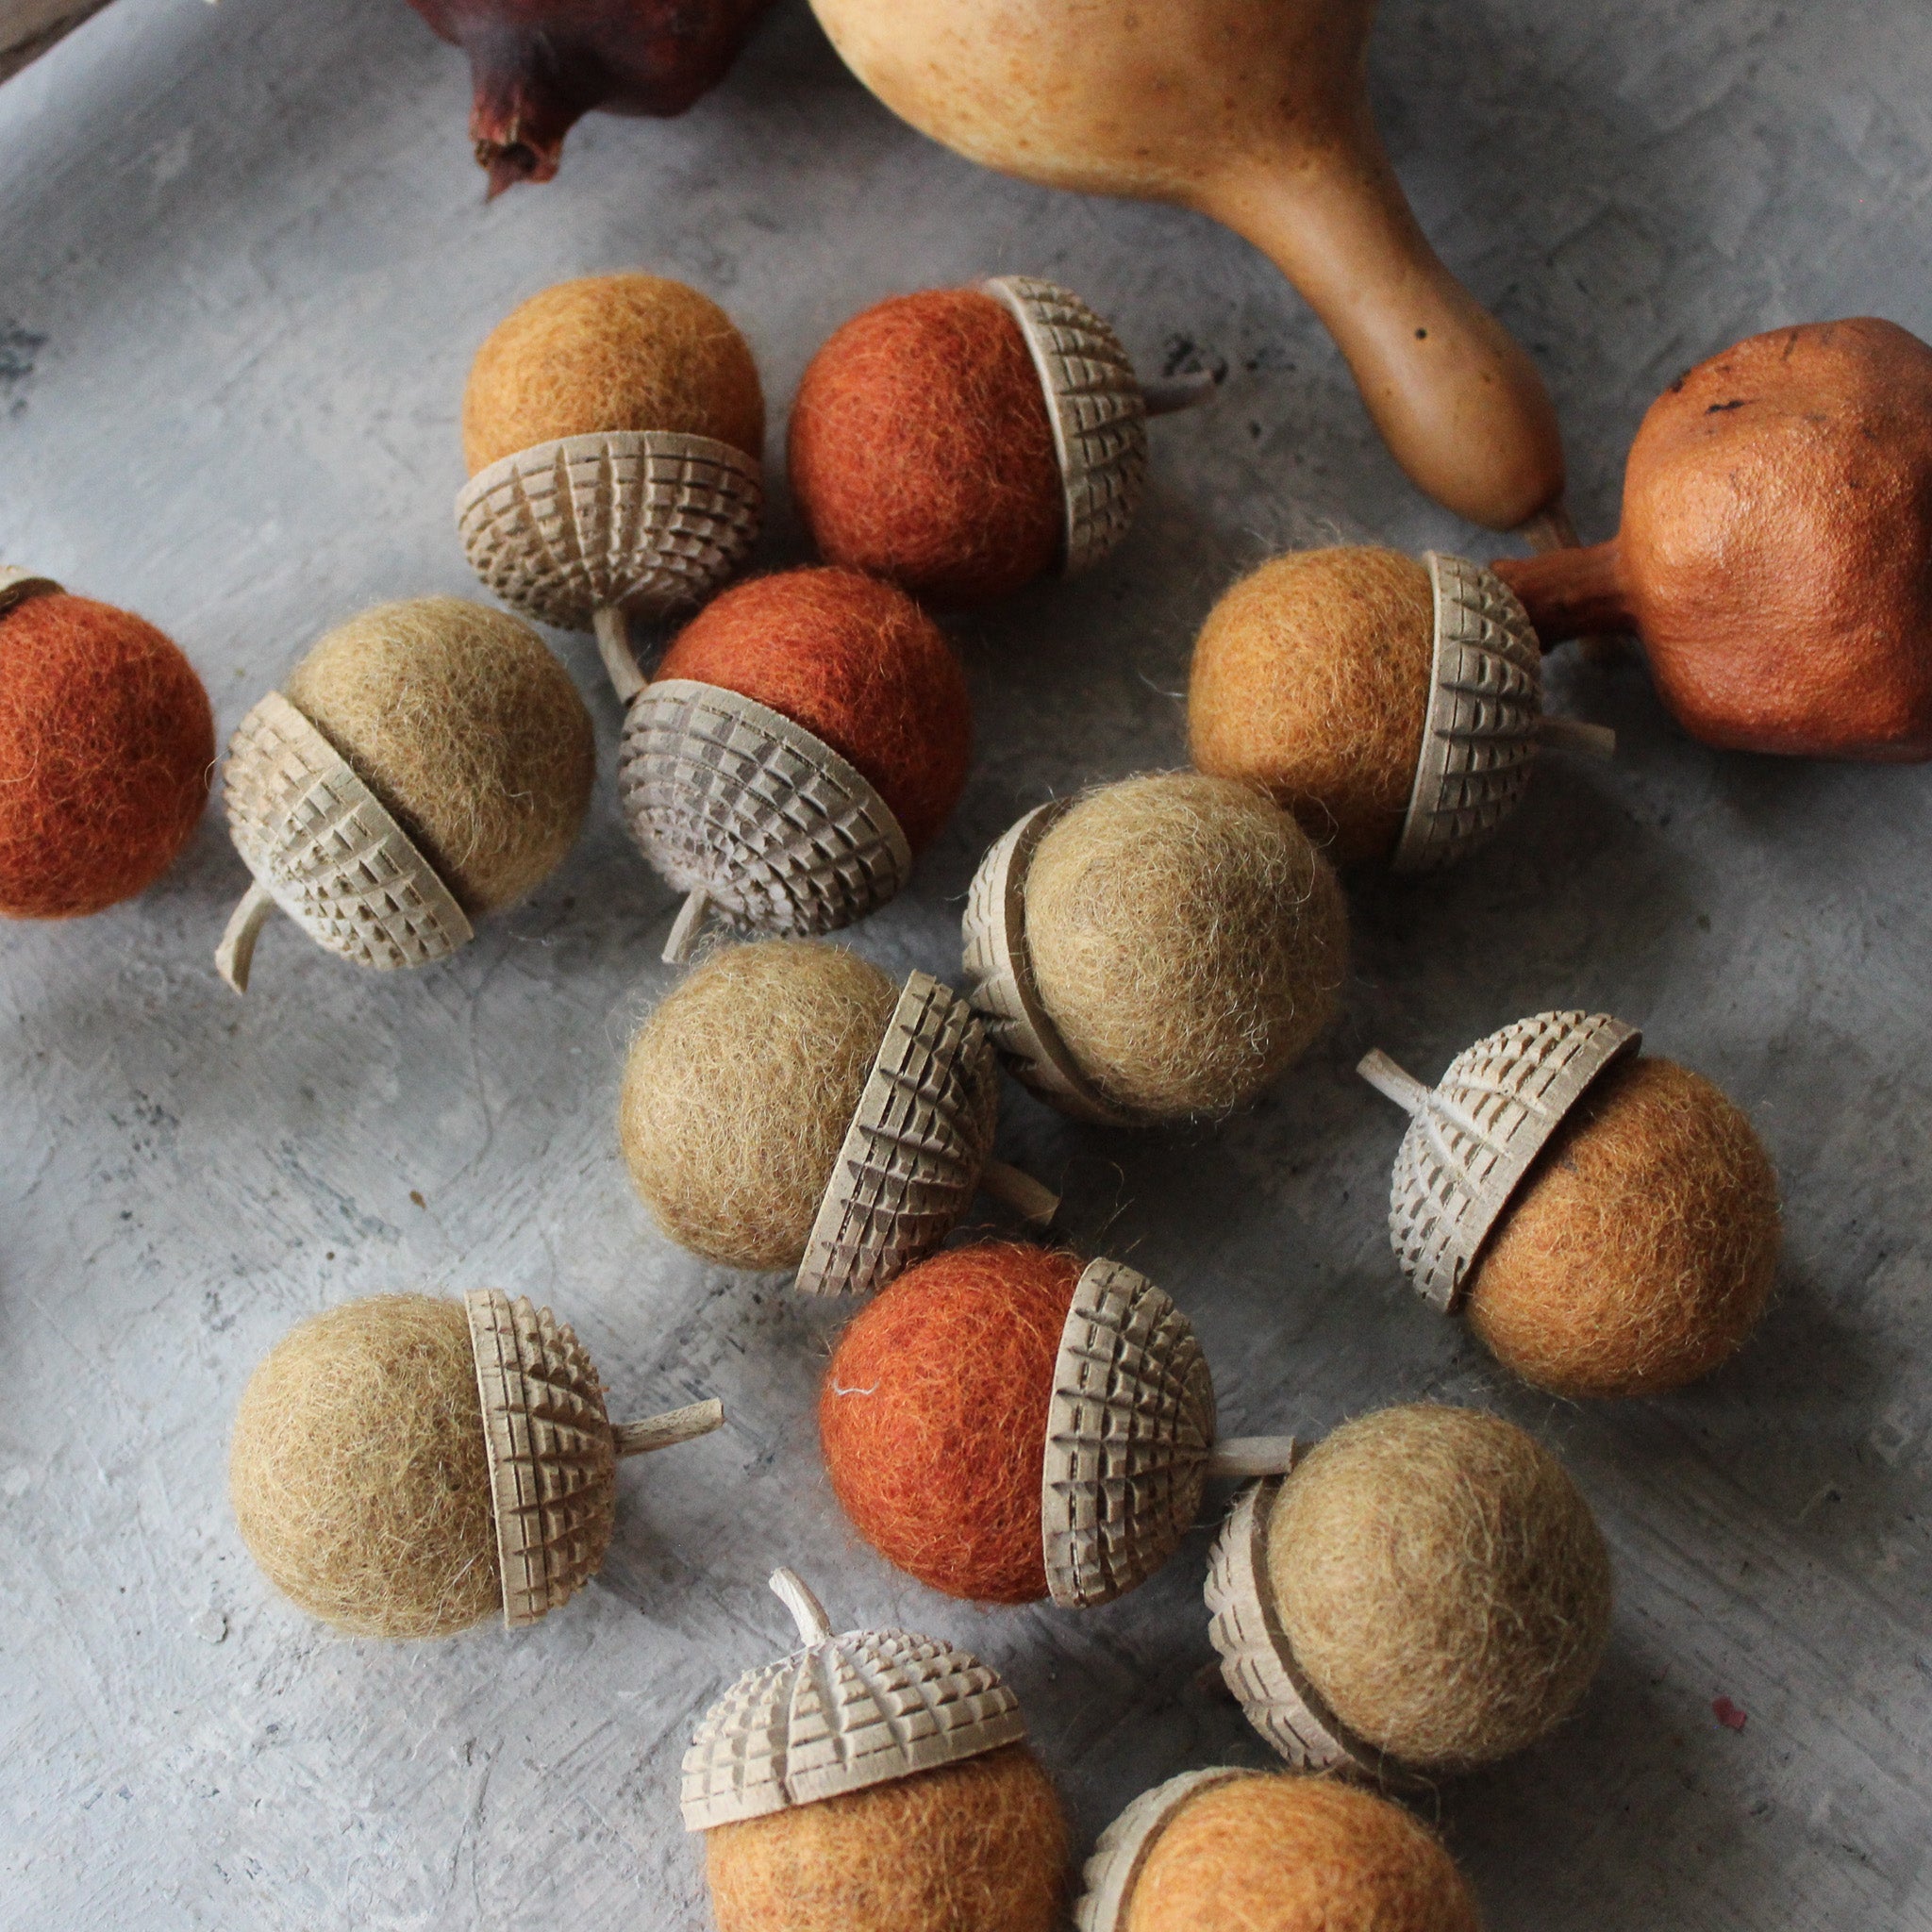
top-left (1074, 1766), bottom-right (1481, 1932)
top-left (455, 273), bottom-right (765, 702)
top-left (1189, 547), bottom-right (1615, 872)
top-left (682, 1569), bottom-right (1069, 1932)
top-left (216, 596), bottom-right (594, 991)
top-left (228, 1289), bottom-right (724, 1637)
top-left (1205, 1403), bottom-right (1611, 1778)
top-left (619, 941), bottom-right (1056, 1295)
top-left (820, 1240), bottom-right (1298, 1607)
top-left (1358, 1011), bottom-right (1782, 1399)
top-left (963, 771), bottom-right (1348, 1124)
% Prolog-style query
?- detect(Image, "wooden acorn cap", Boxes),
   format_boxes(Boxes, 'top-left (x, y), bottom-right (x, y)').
top-left (618, 677), bottom-right (913, 963)
top-left (1392, 552), bottom-right (1616, 874)
top-left (216, 690), bottom-right (474, 992)
top-left (795, 971), bottom-right (1002, 1298)
top-left (1074, 1767), bottom-right (1260, 1932)
top-left (464, 1287), bottom-right (724, 1629)
top-left (960, 799), bottom-right (1140, 1127)
top-left (0, 566), bottom-right (62, 615)
top-left (455, 428), bottom-right (762, 634)
top-left (679, 1568), bottom-right (1027, 1830)
top-left (1359, 1010), bottom-right (1643, 1313)
top-left (1203, 1474), bottom-right (1386, 1778)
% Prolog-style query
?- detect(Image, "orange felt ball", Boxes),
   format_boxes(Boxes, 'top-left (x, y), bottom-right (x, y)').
top-left (0, 591), bottom-right (214, 919)
top-left (655, 565), bottom-right (972, 854)
top-left (788, 289), bottom-right (1063, 607)
top-left (819, 1242), bottom-right (1080, 1603)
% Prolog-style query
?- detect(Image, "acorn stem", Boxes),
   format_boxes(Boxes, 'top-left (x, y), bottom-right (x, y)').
top-left (1141, 368), bottom-right (1218, 418)
top-left (980, 1158), bottom-right (1059, 1226)
top-left (662, 888), bottom-right (711, 965)
top-left (1208, 1435), bottom-right (1299, 1479)
top-left (1535, 715), bottom-right (1618, 759)
top-left (594, 603), bottom-right (646, 705)
top-left (215, 879), bottom-right (276, 994)
top-left (1357, 1050), bottom-right (1430, 1117)
top-left (611, 1397), bottom-right (724, 1458)
top-left (770, 1567), bottom-right (833, 1646)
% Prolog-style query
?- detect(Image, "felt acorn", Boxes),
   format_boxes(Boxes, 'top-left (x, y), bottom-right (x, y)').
top-left (0, 567), bottom-right (214, 920)
top-left (682, 1569), bottom-right (1068, 1932)
top-left (621, 566), bottom-right (972, 963)
top-left (215, 597), bottom-right (594, 991)
top-left (228, 1289), bottom-right (724, 1637)
top-left (790, 275), bottom-right (1215, 606)
top-left (1358, 1011), bottom-right (1781, 1399)
top-left (620, 941), bottom-right (1055, 1295)
top-left (962, 772), bottom-right (1348, 1124)
top-left (1074, 1766), bottom-right (1481, 1932)
top-left (1206, 1403), bottom-right (1611, 1778)
top-left (456, 274), bottom-right (765, 700)
top-left (820, 1241), bottom-right (1298, 1607)
top-left (1190, 547), bottom-right (1615, 871)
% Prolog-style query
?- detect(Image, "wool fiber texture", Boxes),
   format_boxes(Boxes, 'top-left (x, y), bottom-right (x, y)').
top-left (1024, 773), bottom-right (1348, 1119)
top-left (1123, 1774), bottom-right (1482, 1932)
top-left (619, 940), bottom-right (897, 1270)
top-left (1189, 547), bottom-right (1435, 866)
top-left (462, 273), bottom-right (765, 474)
top-left (1469, 1056), bottom-right (1780, 1399)
top-left (1269, 1404), bottom-right (1611, 1771)
top-left (819, 1242), bottom-right (1080, 1603)
top-left (0, 591), bottom-right (213, 919)
top-left (703, 1744), bottom-right (1067, 1932)
top-left (656, 566), bottom-right (972, 853)
top-left (285, 597), bottom-right (593, 916)
top-left (788, 288), bottom-right (1062, 607)
top-left (228, 1294), bottom-right (501, 1639)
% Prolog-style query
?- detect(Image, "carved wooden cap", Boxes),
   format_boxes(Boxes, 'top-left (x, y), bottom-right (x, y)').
top-left (456, 429), bottom-right (762, 632)
top-left (1074, 1768), bottom-right (1260, 1932)
top-left (680, 1569), bottom-right (1027, 1830)
top-left (0, 567), bottom-right (62, 616)
top-left (796, 972), bottom-right (1001, 1298)
top-left (1359, 1010), bottom-right (1643, 1313)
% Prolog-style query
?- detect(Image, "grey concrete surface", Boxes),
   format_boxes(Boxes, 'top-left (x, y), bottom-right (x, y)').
top-left (3, 0), bottom-right (1930, 1925)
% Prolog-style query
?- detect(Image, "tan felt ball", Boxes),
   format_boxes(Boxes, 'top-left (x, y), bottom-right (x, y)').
top-left (228, 1295), bottom-right (502, 1639)
top-left (704, 1745), bottom-right (1066, 1932)
top-left (1269, 1405), bottom-right (1611, 1771)
top-left (462, 274), bottom-right (766, 474)
top-left (1189, 547), bottom-right (1435, 866)
top-left (1024, 773), bottom-right (1348, 1118)
top-left (1124, 1775), bottom-right (1481, 1932)
top-left (284, 597), bottom-right (594, 917)
top-left (1468, 1057), bottom-right (1781, 1399)
top-left (619, 940), bottom-right (898, 1270)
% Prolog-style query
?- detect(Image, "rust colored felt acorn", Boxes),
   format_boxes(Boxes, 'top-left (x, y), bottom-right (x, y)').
top-left (1358, 1011), bottom-right (1781, 1399)
top-left (790, 275), bottom-right (1214, 606)
top-left (1205, 1404), bottom-right (1612, 1778)
top-left (228, 1290), bottom-right (723, 1637)
top-left (682, 1569), bottom-right (1068, 1932)
top-left (819, 1241), bottom-right (1298, 1607)
top-left (1190, 548), bottom-right (1615, 871)
top-left (619, 941), bottom-right (1055, 1294)
top-left (215, 597), bottom-right (593, 991)
top-left (1074, 1767), bottom-right (1481, 1932)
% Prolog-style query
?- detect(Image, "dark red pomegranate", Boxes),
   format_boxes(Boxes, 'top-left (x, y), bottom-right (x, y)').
top-left (408, 0), bottom-right (777, 196)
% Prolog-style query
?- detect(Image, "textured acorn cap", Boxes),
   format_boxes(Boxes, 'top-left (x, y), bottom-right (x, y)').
top-left (796, 971), bottom-right (1002, 1298)
top-left (1074, 1768), bottom-right (1258, 1932)
top-left (217, 690), bottom-right (473, 992)
top-left (618, 678), bottom-right (913, 959)
top-left (1360, 1011), bottom-right (1642, 1312)
top-left (456, 429), bottom-right (762, 636)
top-left (681, 1569), bottom-right (1028, 1830)
top-left (1204, 1475), bottom-right (1386, 1778)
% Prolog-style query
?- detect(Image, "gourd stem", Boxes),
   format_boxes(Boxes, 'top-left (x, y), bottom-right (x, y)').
top-left (1141, 369), bottom-right (1218, 418)
top-left (0, 568), bottom-right (62, 617)
top-left (215, 880), bottom-right (276, 994)
top-left (1357, 1050), bottom-right (1430, 1118)
top-left (1491, 541), bottom-right (1634, 644)
top-left (770, 1568), bottom-right (833, 1646)
top-left (662, 888), bottom-right (710, 965)
top-left (594, 603), bottom-right (646, 704)
top-left (980, 1158), bottom-right (1059, 1226)
top-left (1536, 716), bottom-right (1618, 759)
top-left (611, 1398), bottom-right (724, 1459)
top-left (1207, 1436), bottom-right (1299, 1479)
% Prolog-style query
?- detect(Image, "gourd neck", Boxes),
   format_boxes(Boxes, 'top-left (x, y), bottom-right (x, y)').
top-left (1490, 541), bottom-right (1634, 644)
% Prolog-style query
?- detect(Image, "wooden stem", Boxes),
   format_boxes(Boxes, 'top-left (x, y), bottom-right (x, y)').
top-left (769, 1567), bottom-right (833, 1646)
top-left (1207, 1436), bottom-right (1299, 1479)
top-left (215, 880), bottom-right (276, 994)
top-left (979, 1158), bottom-right (1059, 1226)
top-left (611, 1397), bottom-right (724, 1458)
top-left (1536, 715), bottom-right (1618, 759)
top-left (662, 888), bottom-right (711, 965)
top-left (594, 604), bottom-right (646, 705)
top-left (1491, 541), bottom-right (1634, 645)
top-left (1357, 1049), bottom-right (1429, 1117)
top-left (1141, 368), bottom-right (1218, 418)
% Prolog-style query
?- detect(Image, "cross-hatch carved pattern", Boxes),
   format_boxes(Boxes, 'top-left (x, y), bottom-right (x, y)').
top-left (618, 680), bottom-right (912, 938)
top-left (457, 430), bottom-right (761, 630)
